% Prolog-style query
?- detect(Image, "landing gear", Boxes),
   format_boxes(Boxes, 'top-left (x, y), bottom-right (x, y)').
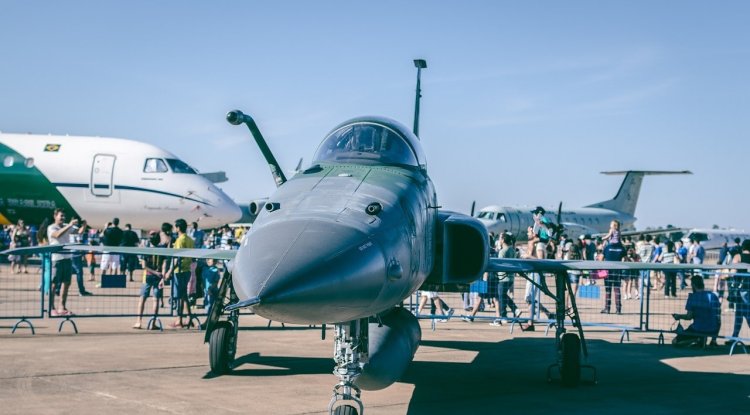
top-left (328, 319), bottom-right (369, 415)
top-left (332, 404), bottom-right (359, 415)
top-left (206, 267), bottom-right (240, 376)
top-left (559, 332), bottom-right (581, 387)
top-left (522, 271), bottom-right (596, 385)
top-left (209, 321), bottom-right (237, 374)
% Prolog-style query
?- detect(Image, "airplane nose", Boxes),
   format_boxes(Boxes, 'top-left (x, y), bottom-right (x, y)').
top-left (233, 219), bottom-right (386, 324)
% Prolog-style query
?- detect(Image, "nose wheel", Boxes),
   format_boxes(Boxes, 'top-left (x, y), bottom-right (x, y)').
top-left (328, 319), bottom-right (368, 415)
top-left (209, 320), bottom-right (237, 374)
top-left (206, 267), bottom-right (240, 375)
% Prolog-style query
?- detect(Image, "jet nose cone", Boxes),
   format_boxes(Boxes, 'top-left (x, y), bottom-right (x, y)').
top-left (233, 219), bottom-right (386, 324)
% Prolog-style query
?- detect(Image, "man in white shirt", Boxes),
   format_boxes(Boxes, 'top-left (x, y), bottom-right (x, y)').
top-left (47, 208), bottom-right (79, 316)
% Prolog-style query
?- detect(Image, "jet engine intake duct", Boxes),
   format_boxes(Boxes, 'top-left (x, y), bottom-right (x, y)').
top-left (356, 307), bottom-right (421, 391)
top-left (426, 212), bottom-right (489, 285)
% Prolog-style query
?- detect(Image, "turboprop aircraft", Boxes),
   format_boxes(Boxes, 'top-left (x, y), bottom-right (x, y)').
top-left (6, 109), bottom-right (725, 415)
top-left (0, 133), bottom-right (242, 229)
top-left (476, 170), bottom-right (692, 240)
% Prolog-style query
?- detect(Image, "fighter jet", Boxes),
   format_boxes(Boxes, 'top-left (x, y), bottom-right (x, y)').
top-left (5, 108), bottom-right (727, 415)
top-left (5, 50), bottom-right (729, 410)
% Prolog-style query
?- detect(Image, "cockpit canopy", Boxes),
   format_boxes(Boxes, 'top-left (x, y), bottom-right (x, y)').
top-left (313, 118), bottom-right (424, 167)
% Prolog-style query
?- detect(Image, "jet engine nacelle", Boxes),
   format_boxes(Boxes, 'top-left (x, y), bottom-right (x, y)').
top-left (357, 307), bottom-right (421, 391)
top-left (425, 212), bottom-right (489, 285)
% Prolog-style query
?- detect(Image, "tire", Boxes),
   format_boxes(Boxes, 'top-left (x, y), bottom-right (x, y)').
top-left (560, 332), bottom-right (581, 387)
top-left (209, 321), bottom-right (234, 375)
top-left (333, 405), bottom-right (358, 415)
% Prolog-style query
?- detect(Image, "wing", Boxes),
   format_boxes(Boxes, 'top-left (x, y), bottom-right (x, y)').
top-left (0, 244), bottom-right (237, 261)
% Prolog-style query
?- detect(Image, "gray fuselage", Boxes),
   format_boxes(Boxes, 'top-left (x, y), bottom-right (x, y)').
top-left (232, 119), bottom-right (437, 324)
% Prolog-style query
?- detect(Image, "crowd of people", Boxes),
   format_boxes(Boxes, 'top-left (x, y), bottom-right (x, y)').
top-left (1, 213), bottom-right (248, 328)
top-left (441, 206), bottom-right (750, 342)
top-left (2, 207), bottom-right (749, 341)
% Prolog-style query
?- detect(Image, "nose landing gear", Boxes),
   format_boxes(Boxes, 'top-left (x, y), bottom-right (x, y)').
top-left (206, 268), bottom-right (240, 375)
top-left (327, 318), bottom-right (369, 415)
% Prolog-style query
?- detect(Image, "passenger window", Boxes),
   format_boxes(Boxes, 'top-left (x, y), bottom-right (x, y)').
top-left (144, 158), bottom-right (168, 173)
top-left (3, 156), bottom-right (13, 167)
top-left (25, 158), bottom-right (34, 168)
top-left (498, 213), bottom-right (507, 222)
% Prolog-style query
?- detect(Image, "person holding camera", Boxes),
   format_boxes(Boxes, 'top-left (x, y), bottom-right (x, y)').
top-left (47, 209), bottom-right (79, 316)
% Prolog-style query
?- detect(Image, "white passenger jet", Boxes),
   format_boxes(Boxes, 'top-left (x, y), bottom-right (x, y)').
top-left (0, 133), bottom-right (242, 229)
top-left (476, 170), bottom-right (691, 240)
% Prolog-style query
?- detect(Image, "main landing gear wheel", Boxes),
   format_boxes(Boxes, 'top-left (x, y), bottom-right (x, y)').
top-left (333, 404), bottom-right (358, 415)
top-left (209, 321), bottom-right (235, 375)
top-left (560, 332), bottom-right (581, 387)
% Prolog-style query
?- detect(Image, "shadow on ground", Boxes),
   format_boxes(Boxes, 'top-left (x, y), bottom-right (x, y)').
top-left (215, 335), bottom-right (748, 414)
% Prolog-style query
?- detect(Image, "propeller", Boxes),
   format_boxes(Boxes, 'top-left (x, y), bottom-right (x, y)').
top-left (555, 201), bottom-right (564, 238)
top-left (470, 201), bottom-right (476, 217)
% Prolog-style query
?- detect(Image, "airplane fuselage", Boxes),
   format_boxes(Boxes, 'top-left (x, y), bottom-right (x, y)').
top-left (478, 205), bottom-right (635, 240)
top-left (0, 133), bottom-right (242, 229)
top-left (231, 117), bottom-right (438, 324)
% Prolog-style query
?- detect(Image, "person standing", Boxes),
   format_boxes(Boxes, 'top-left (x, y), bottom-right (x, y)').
top-left (676, 240), bottom-right (689, 290)
top-left (659, 241), bottom-right (678, 298)
top-left (10, 219), bottom-right (31, 274)
top-left (121, 224), bottom-right (140, 282)
top-left (601, 230), bottom-right (625, 314)
top-left (691, 238), bottom-right (705, 265)
top-left (202, 258), bottom-right (221, 312)
top-left (726, 240), bottom-right (750, 345)
top-left (636, 235), bottom-right (654, 300)
top-left (100, 218), bottom-right (124, 276)
top-left (166, 219), bottom-right (195, 328)
top-left (188, 222), bottom-right (205, 249)
top-left (622, 247), bottom-right (640, 300)
top-left (47, 209), bottom-right (78, 316)
top-left (133, 232), bottom-right (166, 329)
top-left (70, 218), bottom-right (92, 296)
top-left (494, 233), bottom-right (519, 324)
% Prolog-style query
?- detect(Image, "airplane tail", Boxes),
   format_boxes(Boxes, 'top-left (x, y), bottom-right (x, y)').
top-left (585, 170), bottom-right (692, 216)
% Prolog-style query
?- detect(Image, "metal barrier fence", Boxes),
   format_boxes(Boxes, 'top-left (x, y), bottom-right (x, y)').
top-left (0, 254), bottom-right (45, 333)
top-left (2, 257), bottom-right (748, 354)
top-left (0, 253), bottom-right (223, 333)
top-left (413, 269), bottom-right (750, 353)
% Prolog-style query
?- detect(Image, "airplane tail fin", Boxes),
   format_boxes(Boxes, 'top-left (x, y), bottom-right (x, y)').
top-left (585, 170), bottom-right (692, 216)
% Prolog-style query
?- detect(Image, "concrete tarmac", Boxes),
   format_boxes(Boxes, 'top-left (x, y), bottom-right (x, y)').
top-left (1, 314), bottom-right (748, 415)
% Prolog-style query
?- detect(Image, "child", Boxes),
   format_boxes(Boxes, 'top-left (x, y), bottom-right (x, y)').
top-left (202, 258), bottom-right (221, 312)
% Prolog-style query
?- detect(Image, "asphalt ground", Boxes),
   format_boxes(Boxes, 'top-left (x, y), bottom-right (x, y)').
top-left (1, 310), bottom-right (749, 415)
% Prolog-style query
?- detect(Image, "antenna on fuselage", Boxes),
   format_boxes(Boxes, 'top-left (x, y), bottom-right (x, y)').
top-left (412, 59), bottom-right (427, 138)
top-left (226, 110), bottom-right (287, 187)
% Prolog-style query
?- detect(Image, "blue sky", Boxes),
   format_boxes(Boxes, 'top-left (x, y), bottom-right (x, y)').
top-left (1, 1), bottom-right (749, 229)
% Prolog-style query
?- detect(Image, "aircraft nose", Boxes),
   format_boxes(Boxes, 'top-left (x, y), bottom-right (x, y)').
top-left (204, 194), bottom-right (242, 228)
top-left (233, 219), bottom-right (386, 324)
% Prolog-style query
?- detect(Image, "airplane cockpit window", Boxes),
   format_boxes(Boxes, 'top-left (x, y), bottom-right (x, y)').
top-left (166, 158), bottom-right (198, 174)
top-left (688, 232), bottom-right (709, 242)
top-left (477, 211), bottom-right (505, 222)
top-left (313, 122), bottom-right (419, 167)
top-left (144, 158), bottom-right (168, 173)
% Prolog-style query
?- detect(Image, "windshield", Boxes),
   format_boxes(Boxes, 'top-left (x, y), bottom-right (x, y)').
top-left (166, 158), bottom-right (198, 174)
top-left (688, 232), bottom-right (709, 242)
top-left (144, 158), bottom-right (168, 173)
top-left (313, 122), bottom-right (419, 167)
